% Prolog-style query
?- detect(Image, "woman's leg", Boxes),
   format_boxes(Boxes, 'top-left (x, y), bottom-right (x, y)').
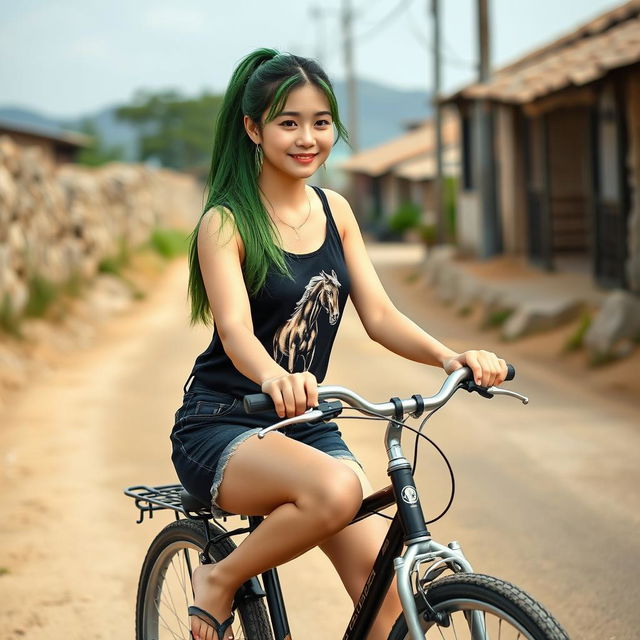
top-left (190, 432), bottom-right (363, 640)
top-left (318, 460), bottom-right (402, 640)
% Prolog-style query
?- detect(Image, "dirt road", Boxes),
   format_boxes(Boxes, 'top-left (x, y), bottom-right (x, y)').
top-left (1, 246), bottom-right (638, 639)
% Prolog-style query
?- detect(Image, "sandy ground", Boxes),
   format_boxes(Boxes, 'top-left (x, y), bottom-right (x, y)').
top-left (0, 245), bottom-right (639, 639)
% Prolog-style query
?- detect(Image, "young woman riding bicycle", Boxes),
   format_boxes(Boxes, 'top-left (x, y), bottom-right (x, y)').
top-left (171, 47), bottom-right (508, 640)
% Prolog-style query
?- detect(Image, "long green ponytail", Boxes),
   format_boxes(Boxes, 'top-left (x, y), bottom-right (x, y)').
top-left (187, 48), bottom-right (349, 326)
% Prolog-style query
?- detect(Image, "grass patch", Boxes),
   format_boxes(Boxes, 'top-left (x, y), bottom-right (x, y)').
top-left (403, 271), bottom-right (421, 284)
top-left (24, 274), bottom-right (59, 318)
top-left (0, 567), bottom-right (10, 577)
top-left (148, 228), bottom-right (189, 260)
top-left (589, 351), bottom-right (618, 367)
top-left (0, 294), bottom-right (22, 337)
top-left (98, 236), bottom-right (131, 276)
top-left (458, 305), bottom-right (472, 317)
top-left (486, 308), bottom-right (513, 328)
top-left (62, 269), bottom-right (87, 298)
top-left (564, 312), bottom-right (592, 352)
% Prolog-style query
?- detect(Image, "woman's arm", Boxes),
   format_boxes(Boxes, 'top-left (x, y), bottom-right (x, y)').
top-left (325, 190), bottom-right (507, 388)
top-left (197, 208), bottom-right (318, 416)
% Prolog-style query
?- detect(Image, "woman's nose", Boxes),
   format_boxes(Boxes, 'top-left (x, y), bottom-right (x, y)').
top-left (296, 126), bottom-right (315, 147)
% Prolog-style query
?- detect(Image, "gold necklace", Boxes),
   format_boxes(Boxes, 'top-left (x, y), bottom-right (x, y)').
top-left (271, 191), bottom-right (311, 240)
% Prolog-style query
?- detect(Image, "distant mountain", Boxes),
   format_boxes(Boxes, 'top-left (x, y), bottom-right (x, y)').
top-left (333, 77), bottom-right (432, 152)
top-left (0, 78), bottom-right (431, 165)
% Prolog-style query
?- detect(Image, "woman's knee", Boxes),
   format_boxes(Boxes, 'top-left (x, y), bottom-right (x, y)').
top-left (300, 463), bottom-right (363, 533)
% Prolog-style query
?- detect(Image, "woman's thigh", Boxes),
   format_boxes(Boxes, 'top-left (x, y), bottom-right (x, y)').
top-left (215, 431), bottom-right (363, 517)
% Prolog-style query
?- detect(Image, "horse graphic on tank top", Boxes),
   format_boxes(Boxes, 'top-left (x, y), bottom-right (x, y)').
top-left (273, 270), bottom-right (342, 373)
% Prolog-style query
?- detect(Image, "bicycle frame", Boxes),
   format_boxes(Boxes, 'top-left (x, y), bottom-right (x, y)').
top-left (245, 414), bottom-right (478, 640)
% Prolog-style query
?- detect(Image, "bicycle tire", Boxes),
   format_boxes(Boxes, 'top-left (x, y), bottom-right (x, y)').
top-left (136, 518), bottom-right (273, 640)
top-left (387, 573), bottom-right (569, 640)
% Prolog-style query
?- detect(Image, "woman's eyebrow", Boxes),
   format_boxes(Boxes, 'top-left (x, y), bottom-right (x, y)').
top-left (277, 110), bottom-right (332, 117)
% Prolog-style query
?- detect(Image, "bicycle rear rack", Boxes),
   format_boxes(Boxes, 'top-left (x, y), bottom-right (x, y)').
top-left (124, 483), bottom-right (213, 523)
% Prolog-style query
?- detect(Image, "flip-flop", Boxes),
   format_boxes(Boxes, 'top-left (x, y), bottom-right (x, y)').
top-left (188, 605), bottom-right (235, 640)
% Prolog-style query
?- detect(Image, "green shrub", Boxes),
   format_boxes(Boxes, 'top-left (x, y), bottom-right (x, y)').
top-left (388, 202), bottom-right (421, 234)
top-left (444, 176), bottom-right (458, 240)
top-left (25, 274), bottom-right (58, 318)
top-left (486, 308), bottom-right (513, 328)
top-left (564, 312), bottom-right (592, 352)
top-left (149, 228), bottom-right (189, 259)
top-left (418, 224), bottom-right (437, 246)
top-left (0, 294), bottom-right (22, 337)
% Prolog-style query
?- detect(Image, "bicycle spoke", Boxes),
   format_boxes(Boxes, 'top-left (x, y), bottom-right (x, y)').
top-left (166, 558), bottom-right (188, 623)
top-left (498, 616), bottom-right (502, 639)
top-left (158, 590), bottom-right (189, 637)
top-left (170, 553), bottom-right (187, 596)
top-left (451, 610), bottom-right (459, 639)
top-left (156, 600), bottom-right (189, 640)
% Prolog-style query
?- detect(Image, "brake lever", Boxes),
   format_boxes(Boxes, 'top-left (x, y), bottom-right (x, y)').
top-left (257, 401), bottom-right (343, 438)
top-left (462, 381), bottom-right (529, 404)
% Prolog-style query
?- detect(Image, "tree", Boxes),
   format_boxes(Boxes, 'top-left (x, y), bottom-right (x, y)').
top-left (75, 119), bottom-right (125, 167)
top-left (115, 89), bottom-right (223, 176)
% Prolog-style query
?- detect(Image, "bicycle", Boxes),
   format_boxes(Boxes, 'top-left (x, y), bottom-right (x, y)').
top-left (125, 365), bottom-right (569, 639)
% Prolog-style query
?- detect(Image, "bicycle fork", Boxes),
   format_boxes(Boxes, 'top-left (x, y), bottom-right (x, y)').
top-left (387, 423), bottom-right (486, 640)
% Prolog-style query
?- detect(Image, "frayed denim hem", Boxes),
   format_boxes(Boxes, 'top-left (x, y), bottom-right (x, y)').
top-left (325, 449), bottom-right (365, 472)
top-left (209, 427), bottom-right (264, 519)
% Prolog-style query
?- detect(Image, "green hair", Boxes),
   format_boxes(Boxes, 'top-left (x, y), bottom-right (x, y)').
top-left (188, 48), bottom-right (350, 326)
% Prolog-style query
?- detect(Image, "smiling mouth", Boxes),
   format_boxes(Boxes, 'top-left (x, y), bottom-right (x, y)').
top-left (289, 153), bottom-right (318, 159)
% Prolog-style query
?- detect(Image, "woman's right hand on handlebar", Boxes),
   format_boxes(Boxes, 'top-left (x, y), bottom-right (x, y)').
top-left (261, 371), bottom-right (319, 418)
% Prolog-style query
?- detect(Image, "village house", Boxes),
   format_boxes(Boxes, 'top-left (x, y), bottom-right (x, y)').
top-left (442, 0), bottom-right (640, 294)
top-left (0, 118), bottom-right (89, 168)
top-left (340, 111), bottom-right (460, 234)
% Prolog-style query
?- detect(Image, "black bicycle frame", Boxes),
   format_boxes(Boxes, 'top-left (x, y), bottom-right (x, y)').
top-left (253, 469), bottom-right (430, 640)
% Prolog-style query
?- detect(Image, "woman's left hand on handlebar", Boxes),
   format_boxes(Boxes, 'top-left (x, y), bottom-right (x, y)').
top-left (442, 350), bottom-right (508, 388)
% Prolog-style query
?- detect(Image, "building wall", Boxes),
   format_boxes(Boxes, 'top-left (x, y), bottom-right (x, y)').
top-left (457, 190), bottom-right (482, 255)
top-left (496, 105), bottom-right (521, 254)
top-left (626, 71), bottom-right (640, 293)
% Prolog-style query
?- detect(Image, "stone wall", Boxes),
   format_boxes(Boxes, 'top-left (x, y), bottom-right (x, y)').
top-left (0, 135), bottom-right (203, 316)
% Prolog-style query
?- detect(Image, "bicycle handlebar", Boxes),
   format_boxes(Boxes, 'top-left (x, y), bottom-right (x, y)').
top-left (242, 364), bottom-right (520, 420)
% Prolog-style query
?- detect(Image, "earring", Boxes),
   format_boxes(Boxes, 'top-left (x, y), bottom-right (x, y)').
top-left (254, 143), bottom-right (264, 173)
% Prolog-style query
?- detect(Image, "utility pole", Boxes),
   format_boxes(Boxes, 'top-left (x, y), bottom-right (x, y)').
top-left (431, 0), bottom-right (445, 241)
top-left (309, 6), bottom-right (326, 66)
top-left (342, 0), bottom-right (359, 152)
top-left (474, 0), bottom-right (502, 257)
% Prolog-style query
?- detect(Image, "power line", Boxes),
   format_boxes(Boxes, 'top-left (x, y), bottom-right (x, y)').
top-left (353, 0), bottom-right (414, 43)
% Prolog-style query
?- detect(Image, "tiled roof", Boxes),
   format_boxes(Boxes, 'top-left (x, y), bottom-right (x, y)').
top-left (340, 111), bottom-right (459, 177)
top-left (445, 0), bottom-right (640, 104)
top-left (394, 146), bottom-right (460, 181)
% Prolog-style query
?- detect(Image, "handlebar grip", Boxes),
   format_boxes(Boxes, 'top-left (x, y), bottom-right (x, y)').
top-left (505, 364), bottom-right (516, 381)
top-left (243, 392), bottom-right (275, 414)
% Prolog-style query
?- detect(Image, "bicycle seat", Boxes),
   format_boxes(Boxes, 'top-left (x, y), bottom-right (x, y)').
top-left (180, 490), bottom-right (212, 514)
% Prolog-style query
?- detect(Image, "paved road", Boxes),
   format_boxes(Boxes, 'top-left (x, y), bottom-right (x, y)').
top-left (0, 246), bottom-right (638, 639)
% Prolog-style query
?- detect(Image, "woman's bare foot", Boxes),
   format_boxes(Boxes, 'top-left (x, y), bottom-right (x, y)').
top-left (190, 563), bottom-right (236, 640)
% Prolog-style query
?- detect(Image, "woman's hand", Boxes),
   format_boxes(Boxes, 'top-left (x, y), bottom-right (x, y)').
top-left (442, 350), bottom-right (508, 388)
top-left (261, 371), bottom-right (319, 418)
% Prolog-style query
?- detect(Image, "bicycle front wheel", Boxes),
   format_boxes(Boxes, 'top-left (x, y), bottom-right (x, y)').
top-left (387, 573), bottom-right (569, 640)
top-left (136, 519), bottom-right (272, 640)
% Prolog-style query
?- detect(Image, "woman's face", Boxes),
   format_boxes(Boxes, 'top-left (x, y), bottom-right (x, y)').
top-left (246, 82), bottom-right (335, 179)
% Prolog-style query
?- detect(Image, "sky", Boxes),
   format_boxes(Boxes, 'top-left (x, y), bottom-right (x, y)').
top-left (0, 0), bottom-right (623, 120)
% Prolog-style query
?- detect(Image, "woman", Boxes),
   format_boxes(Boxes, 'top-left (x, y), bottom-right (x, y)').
top-left (171, 48), bottom-right (508, 640)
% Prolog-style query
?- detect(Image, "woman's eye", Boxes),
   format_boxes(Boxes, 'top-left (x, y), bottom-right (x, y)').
top-left (280, 120), bottom-right (296, 127)
top-left (316, 120), bottom-right (332, 127)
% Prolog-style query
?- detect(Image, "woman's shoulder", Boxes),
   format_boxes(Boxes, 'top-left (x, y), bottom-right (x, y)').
top-left (199, 205), bottom-right (245, 262)
top-left (315, 187), bottom-right (357, 240)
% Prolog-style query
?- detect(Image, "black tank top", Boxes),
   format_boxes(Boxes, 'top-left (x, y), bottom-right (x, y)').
top-left (186, 185), bottom-right (350, 397)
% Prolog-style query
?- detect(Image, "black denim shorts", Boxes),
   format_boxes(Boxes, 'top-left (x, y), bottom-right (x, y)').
top-left (170, 382), bottom-right (362, 518)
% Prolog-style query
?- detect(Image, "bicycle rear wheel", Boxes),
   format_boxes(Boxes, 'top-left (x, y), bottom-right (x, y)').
top-left (387, 573), bottom-right (569, 640)
top-left (136, 519), bottom-right (272, 640)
